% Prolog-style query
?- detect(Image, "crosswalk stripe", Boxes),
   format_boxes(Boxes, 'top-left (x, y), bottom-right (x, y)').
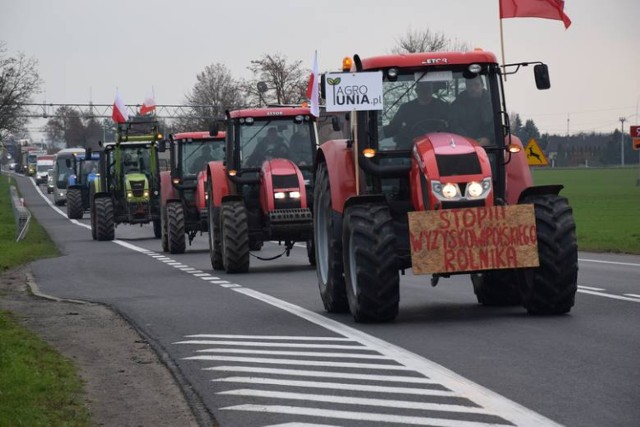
top-left (185, 335), bottom-right (352, 341)
top-left (197, 349), bottom-right (388, 359)
top-left (213, 377), bottom-right (455, 396)
top-left (185, 355), bottom-right (410, 370)
top-left (175, 340), bottom-right (368, 349)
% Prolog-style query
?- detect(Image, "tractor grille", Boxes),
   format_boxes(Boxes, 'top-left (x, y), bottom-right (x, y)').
top-left (272, 174), bottom-right (299, 189)
top-left (130, 180), bottom-right (145, 197)
top-left (436, 153), bottom-right (481, 176)
top-left (268, 208), bottom-right (312, 224)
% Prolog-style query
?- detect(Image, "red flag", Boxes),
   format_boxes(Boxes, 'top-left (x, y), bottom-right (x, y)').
top-left (112, 89), bottom-right (129, 123)
top-left (306, 50), bottom-right (319, 117)
top-left (499, 0), bottom-right (571, 29)
top-left (140, 90), bottom-right (156, 115)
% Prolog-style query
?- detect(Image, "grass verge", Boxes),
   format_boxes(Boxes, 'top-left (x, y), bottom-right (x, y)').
top-left (0, 173), bottom-right (90, 425)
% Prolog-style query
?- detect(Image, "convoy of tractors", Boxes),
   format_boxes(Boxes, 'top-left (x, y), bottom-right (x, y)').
top-left (30, 49), bottom-right (578, 323)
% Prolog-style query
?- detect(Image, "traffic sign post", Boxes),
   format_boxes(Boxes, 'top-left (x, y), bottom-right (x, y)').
top-left (524, 138), bottom-right (549, 166)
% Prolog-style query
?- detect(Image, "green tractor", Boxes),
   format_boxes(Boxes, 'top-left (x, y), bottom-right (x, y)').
top-left (90, 119), bottom-right (165, 241)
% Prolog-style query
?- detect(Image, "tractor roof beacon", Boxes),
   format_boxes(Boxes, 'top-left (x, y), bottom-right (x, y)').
top-left (90, 118), bottom-right (165, 241)
top-left (314, 50), bottom-right (577, 322)
top-left (205, 106), bottom-right (319, 273)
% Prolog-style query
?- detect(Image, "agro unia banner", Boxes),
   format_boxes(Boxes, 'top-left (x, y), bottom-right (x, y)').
top-left (324, 71), bottom-right (383, 112)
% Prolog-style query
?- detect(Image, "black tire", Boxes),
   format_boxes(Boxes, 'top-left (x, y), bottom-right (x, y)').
top-left (221, 201), bottom-right (250, 273)
top-left (307, 239), bottom-right (316, 266)
top-left (153, 219), bottom-right (161, 239)
top-left (314, 163), bottom-right (348, 312)
top-left (94, 197), bottom-right (115, 241)
top-left (518, 194), bottom-right (578, 314)
top-left (66, 188), bottom-right (84, 219)
top-left (90, 200), bottom-right (97, 241)
top-left (343, 204), bottom-right (399, 323)
top-left (207, 189), bottom-right (223, 270)
top-left (160, 207), bottom-right (169, 252)
top-left (471, 270), bottom-right (522, 306)
top-left (166, 203), bottom-right (186, 254)
top-left (249, 240), bottom-right (263, 251)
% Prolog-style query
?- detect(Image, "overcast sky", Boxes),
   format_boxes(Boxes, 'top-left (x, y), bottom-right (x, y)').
top-left (2, 0), bottom-right (639, 139)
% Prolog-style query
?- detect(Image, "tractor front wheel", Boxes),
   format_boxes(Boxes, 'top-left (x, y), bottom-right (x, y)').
top-left (153, 219), bottom-right (162, 239)
top-left (518, 194), bottom-right (578, 314)
top-left (94, 197), bottom-right (115, 241)
top-left (221, 201), bottom-right (250, 273)
top-left (207, 193), bottom-right (223, 270)
top-left (167, 202), bottom-right (186, 254)
top-left (314, 163), bottom-right (348, 312)
top-left (66, 188), bottom-right (84, 219)
top-left (343, 204), bottom-right (399, 323)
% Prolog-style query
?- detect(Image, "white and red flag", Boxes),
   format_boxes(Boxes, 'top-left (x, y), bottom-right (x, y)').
top-left (499, 0), bottom-right (571, 28)
top-left (306, 50), bottom-right (319, 117)
top-left (140, 89), bottom-right (156, 115)
top-left (112, 89), bottom-right (129, 123)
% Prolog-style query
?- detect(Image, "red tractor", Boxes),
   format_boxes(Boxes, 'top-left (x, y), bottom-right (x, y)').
top-left (160, 131), bottom-right (226, 253)
top-left (314, 51), bottom-right (578, 322)
top-left (206, 107), bottom-right (318, 273)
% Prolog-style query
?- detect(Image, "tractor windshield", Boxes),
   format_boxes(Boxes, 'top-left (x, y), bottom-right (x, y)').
top-left (121, 146), bottom-right (151, 175)
top-left (181, 139), bottom-right (225, 175)
top-left (238, 118), bottom-right (315, 168)
top-left (377, 69), bottom-right (500, 151)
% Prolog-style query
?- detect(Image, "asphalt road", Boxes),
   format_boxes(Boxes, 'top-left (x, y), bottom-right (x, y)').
top-left (12, 172), bottom-right (640, 427)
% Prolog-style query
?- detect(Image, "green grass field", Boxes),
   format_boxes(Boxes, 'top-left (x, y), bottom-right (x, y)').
top-left (532, 166), bottom-right (640, 254)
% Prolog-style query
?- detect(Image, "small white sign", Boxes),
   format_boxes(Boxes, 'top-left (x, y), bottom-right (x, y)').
top-left (324, 71), bottom-right (383, 112)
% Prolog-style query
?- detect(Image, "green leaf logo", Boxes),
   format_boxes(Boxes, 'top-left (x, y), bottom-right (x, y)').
top-left (327, 77), bottom-right (341, 86)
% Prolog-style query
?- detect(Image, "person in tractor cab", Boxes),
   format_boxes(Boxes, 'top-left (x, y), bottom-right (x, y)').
top-left (247, 127), bottom-right (289, 166)
top-left (383, 81), bottom-right (450, 150)
top-left (124, 153), bottom-right (139, 173)
top-left (450, 76), bottom-right (494, 146)
top-left (288, 126), bottom-right (313, 165)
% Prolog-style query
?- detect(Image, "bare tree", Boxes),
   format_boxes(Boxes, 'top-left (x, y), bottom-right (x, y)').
top-left (44, 106), bottom-right (103, 149)
top-left (244, 53), bottom-right (309, 107)
top-left (0, 41), bottom-right (42, 141)
top-left (174, 63), bottom-right (245, 132)
top-left (392, 28), bottom-right (469, 54)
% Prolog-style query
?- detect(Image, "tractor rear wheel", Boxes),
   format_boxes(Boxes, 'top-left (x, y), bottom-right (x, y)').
top-left (314, 163), bottom-right (348, 313)
top-left (66, 188), bottom-right (84, 219)
top-left (518, 194), bottom-right (578, 314)
top-left (167, 202), bottom-right (186, 254)
top-left (221, 201), bottom-right (250, 273)
top-left (160, 208), bottom-right (168, 252)
top-left (471, 270), bottom-right (522, 306)
top-left (94, 197), bottom-right (115, 241)
top-left (207, 195), bottom-right (223, 270)
top-left (306, 239), bottom-right (316, 266)
top-left (343, 204), bottom-right (399, 323)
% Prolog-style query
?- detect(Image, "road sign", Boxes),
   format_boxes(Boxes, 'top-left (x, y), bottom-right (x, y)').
top-left (524, 138), bottom-right (549, 166)
top-left (631, 126), bottom-right (640, 150)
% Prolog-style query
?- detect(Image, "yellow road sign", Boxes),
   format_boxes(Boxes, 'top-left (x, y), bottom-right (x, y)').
top-left (524, 138), bottom-right (549, 166)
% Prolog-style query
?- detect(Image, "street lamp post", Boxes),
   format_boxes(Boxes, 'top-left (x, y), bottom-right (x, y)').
top-left (619, 117), bottom-right (626, 167)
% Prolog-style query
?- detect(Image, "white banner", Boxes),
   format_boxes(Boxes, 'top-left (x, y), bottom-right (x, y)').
top-left (324, 71), bottom-right (383, 112)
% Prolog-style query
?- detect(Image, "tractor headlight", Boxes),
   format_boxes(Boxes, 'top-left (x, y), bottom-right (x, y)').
top-left (289, 191), bottom-right (301, 199)
top-left (466, 178), bottom-right (492, 199)
top-left (274, 192), bottom-right (286, 199)
top-left (431, 180), bottom-right (460, 200)
top-left (127, 191), bottom-right (133, 199)
top-left (143, 190), bottom-right (150, 198)
top-left (442, 183), bottom-right (458, 199)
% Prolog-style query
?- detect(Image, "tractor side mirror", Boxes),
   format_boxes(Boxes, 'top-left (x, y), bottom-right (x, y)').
top-left (534, 64), bottom-right (551, 90)
top-left (65, 159), bottom-right (71, 168)
top-left (209, 123), bottom-right (219, 137)
top-left (320, 74), bottom-right (326, 99)
top-left (85, 148), bottom-right (92, 159)
top-left (157, 139), bottom-right (166, 152)
top-left (331, 116), bottom-right (341, 132)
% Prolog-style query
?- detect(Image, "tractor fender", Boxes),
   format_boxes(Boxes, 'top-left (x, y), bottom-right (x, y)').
top-left (505, 136), bottom-right (534, 205)
top-left (206, 160), bottom-right (230, 209)
top-left (196, 170), bottom-right (208, 210)
top-left (160, 170), bottom-right (178, 208)
top-left (344, 194), bottom-right (387, 211)
top-left (518, 185), bottom-right (564, 203)
top-left (260, 158), bottom-right (308, 213)
top-left (316, 139), bottom-right (356, 214)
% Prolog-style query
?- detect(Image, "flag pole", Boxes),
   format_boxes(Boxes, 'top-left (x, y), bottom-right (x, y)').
top-left (500, 17), bottom-right (507, 82)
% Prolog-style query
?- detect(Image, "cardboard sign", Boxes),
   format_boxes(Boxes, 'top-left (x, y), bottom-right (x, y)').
top-left (408, 205), bottom-right (540, 275)
top-left (524, 138), bottom-right (549, 166)
top-left (324, 71), bottom-right (383, 112)
top-left (631, 126), bottom-right (640, 150)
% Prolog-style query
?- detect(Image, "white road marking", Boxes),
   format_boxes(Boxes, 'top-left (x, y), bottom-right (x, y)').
top-left (213, 377), bottom-right (456, 397)
top-left (197, 348), bottom-right (389, 360)
top-left (185, 355), bottom-right (411, 371)
top-left (219, 283), bottom-right (241, 288)
top-left (219, 389), bottom-right (489, 414)
top-left (577, 285), bottom-right (605, 291)
top-left (578, 289), bottom-right (640, 303)
top-left (185, 335), bottom-right (352, 341)
top-left (175, 340), bottom-right (368, 349)
top-left (579, 258), bottom-right (640, 267)
top-left (262, 423), bottom-right (343, 427)
top-left (624, 293), bottom-right (640, 299)
top-left (193, 273), bottom-right (212, 277)
top-left (221, 405), bottom-right (509, 427)
top-left (205, 366), bottom-right (438, 384)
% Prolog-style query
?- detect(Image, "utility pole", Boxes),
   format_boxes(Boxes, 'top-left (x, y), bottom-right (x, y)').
top-left (619, 117), bottom-right (626, 166)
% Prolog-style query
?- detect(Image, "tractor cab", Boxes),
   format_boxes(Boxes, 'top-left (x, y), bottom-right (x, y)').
top-left (66, 149), bottom-right (101, 219)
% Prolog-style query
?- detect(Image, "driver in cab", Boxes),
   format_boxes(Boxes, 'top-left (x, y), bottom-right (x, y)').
top-left (247, 127), bottom-right (289, 166)
top-left (383, 81), bottom-right (450, 149)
